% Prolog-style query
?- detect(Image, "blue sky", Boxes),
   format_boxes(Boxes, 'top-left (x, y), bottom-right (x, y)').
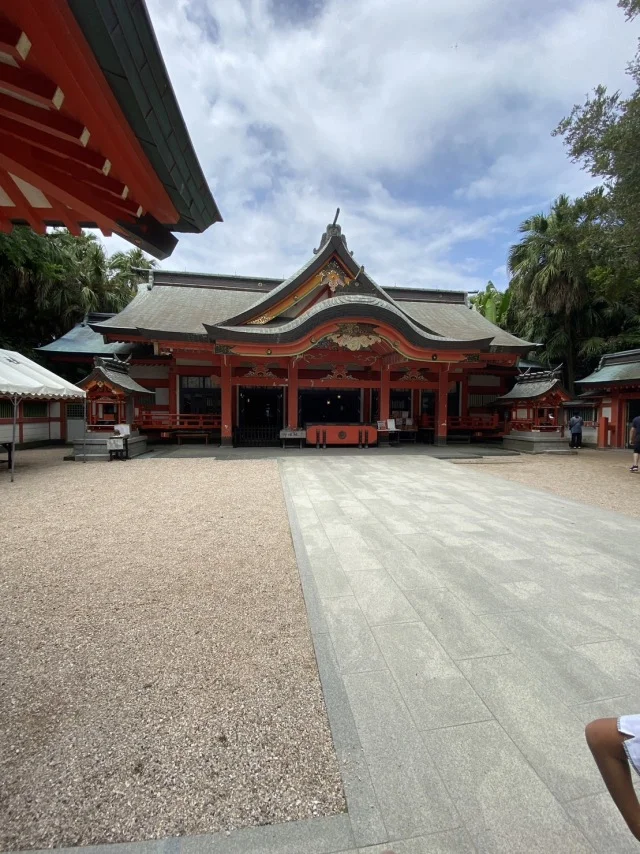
top-left (104, 0), bottom-right (637, 292)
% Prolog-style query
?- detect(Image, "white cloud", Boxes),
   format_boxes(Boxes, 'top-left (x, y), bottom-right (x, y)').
top-left (103, 0), bottom-right (638, 291)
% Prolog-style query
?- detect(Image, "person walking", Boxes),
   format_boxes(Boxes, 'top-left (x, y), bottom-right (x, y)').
top-left (630, 413), bottom-right (640, 472)
top-left (569, 413), bottom-right (584, 449)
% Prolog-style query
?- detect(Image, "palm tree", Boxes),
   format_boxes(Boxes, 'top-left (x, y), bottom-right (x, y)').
top-left (507, 195), bottom-right (591, 392)
top-left (471, 280), bottom-right (511, 327)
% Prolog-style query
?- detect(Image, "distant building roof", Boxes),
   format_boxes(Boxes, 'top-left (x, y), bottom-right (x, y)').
top-left (38, 314), bottom-right (134, 357)
top-left (577, 349), bottom-right (640, 387)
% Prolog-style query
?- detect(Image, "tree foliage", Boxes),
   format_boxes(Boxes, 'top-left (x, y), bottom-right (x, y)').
top-left (0, 229), bottom-right (154, 357)
top-left (554, 0), bottom-right (640, 262)
top-left (474, 192), bottom-right (640, 393)
top-left (470, 281), bottom-right (511, 327)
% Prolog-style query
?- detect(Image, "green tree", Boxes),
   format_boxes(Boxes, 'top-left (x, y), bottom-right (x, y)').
top-left (554, 0), bottom-right (640, 262)
top-left (470, 280), bottom-right (511, 326)
top-left (0, 228), bottom-right (155, 356)
top-left (507, 195), bottom-right (593, 392)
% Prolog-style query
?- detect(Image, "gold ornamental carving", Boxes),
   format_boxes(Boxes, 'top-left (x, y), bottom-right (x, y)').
top-left (319, 260), bottom-right (349, 293)
top-left (322, 365), bottom-right (356, 381)
top-left (247, 313), bottom-right (273, 325)
top-left (245, 365), bottom-right (276, 378)
top-left (403, 369), bottom-right (427, 381)
top-left (326, 322), bottom-right (382, 352)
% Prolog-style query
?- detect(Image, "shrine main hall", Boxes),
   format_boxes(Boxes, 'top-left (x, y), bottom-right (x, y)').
top-left (82, 219), bottom-right (534, 447)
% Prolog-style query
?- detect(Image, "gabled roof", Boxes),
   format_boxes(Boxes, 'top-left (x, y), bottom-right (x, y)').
top-left (494, 370), bottom-right (569, 404)
top-left (38, 314), bottom-right (134, 356)
top-left (577, 349), bottom-right (640, 386)
top-left (90, 219), bottom-right (536, 353)
top-left (79, 359), bottom-right (154, 398)
top-left (219, 222), bottom-right (398, 327)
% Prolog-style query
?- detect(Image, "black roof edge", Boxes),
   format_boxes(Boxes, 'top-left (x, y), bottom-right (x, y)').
top-left (205, 299), bottom-right (493, 351)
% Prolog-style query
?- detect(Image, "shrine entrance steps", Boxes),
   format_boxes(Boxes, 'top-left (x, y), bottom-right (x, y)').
top-left (144, 443), bottom-right (520, 461)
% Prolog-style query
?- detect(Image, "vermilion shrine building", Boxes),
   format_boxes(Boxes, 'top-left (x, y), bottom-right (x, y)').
top-left (577, 349), bottom-right (640, 448)
top-left (80, 220), bottom-right (534, 447)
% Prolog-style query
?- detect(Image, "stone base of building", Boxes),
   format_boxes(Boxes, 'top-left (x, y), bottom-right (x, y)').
top-left (503, 431), bottom-right (574, 454)
top-left (72, 431), bottom-right (148, 461)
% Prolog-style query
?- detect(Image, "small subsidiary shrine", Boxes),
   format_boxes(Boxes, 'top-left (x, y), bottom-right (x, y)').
top-left (576, 349), bottom-right (640, 448)
top-left (494, 369), bottom-right (571, 430)
top-left (77, 217), bottom-right (536, 447)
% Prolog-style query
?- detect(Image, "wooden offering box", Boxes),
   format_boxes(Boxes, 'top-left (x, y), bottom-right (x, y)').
top-left (306, 424), bottom-right (377, 447)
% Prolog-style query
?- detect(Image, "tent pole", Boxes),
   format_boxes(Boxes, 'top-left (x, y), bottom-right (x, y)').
top-left (10, 394), bottom-right (18, 483)
top-left (82, 396), bottom-right (87, 463)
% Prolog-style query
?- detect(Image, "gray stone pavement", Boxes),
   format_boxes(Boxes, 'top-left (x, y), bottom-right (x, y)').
top-left (279, 456), bottom-right (640, 854)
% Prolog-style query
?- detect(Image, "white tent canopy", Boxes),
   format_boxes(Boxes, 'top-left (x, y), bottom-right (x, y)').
top-left (0, 349), bottom-right (86, 399)
top-left (0, 349), bottom-right (85, 482)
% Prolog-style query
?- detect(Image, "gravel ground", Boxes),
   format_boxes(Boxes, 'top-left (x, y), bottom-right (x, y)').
top-left (0, 449), bottom-right (344, 850)
top-left (469, 448), bottom-right (640, 519)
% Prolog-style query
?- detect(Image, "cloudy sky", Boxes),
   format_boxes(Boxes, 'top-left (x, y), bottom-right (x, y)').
top-left (106, 0), bottom-right (637, 291)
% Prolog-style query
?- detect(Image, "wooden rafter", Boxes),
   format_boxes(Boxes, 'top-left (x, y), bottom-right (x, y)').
top-left (0, 60), bottom-right (63, 109)
top-left (0, 170), bottom-right (45, 232)
top-left (17, 0), bottom-right (177, 222)
top-left (0, 92), bottom-right (88, 145)
top-left (0, 132), bottom-right (142, 222)
top-left (0, 17), bottom-right (31, 64)
top-left (1, 115), bottom-right (106, 171)
top-left (3, 130), bottom-right (125, 198)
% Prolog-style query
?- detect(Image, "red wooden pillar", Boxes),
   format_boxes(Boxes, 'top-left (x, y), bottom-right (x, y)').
top-left (460, 374), bottom-right (469, 417)
top-left (598, 415), bottom-right (609, 448)
top-left (436, 369), bottom-right (448, 445)
top-left (287, 360), bottom-right (299, 429)
top-left (168, 365), bottom-right (177, 416)
top-left (221, 362), bottom-right (232, 445)
top-left (380, 366), bottom-right (390, 421)
top-left (612, 394), bottom-right (625, 448)
top-left (363, 388), bottom-right (371, 423)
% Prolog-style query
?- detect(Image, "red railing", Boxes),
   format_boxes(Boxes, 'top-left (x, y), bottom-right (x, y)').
top-left (137, 413), bottom-right (221, 430)
top-left (448, 414), bottom-right (500, 430)
top-left (418, 414), bottom-right (501, 430)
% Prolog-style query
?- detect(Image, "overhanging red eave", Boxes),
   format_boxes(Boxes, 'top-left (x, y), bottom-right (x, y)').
top-left (10, 1), bottom-right (179, 226)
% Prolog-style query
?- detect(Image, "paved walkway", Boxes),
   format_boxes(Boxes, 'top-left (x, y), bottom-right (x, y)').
top-left (280, 456), bottom-right (640, 854)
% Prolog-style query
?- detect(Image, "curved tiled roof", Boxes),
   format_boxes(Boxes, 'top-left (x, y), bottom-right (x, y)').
top-left (577, 349), bottom-right (640, 386)
top-left (495, 378), bottom-right (561, 402)
top-left (398, 303), bottom-right (533, 351)
top-left (80, 363), bottom-right (154, 397)
top-left (94, 285), bottom-right (258, 337)
top-left (206, 294), bottom-right (493, 350)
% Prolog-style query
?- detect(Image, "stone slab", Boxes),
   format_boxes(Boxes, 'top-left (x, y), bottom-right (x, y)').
top-left (422, 720), bottom-right (592, 852)
top-left (344, 670), bottom-right (459, 840)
